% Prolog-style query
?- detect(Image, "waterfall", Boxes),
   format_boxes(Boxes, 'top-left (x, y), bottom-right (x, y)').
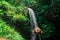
top-left (28, 8), bottom-right (41, 40)
top-left (28, 8), bottom-right (38, 28)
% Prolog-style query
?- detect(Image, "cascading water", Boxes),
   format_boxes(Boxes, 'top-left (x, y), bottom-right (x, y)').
top-left (28, 8), bottom-right (38, 27)
top-left (28, 8), bottom-right (41, 40)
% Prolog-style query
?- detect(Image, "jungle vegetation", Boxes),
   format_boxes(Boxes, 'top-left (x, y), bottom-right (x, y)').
top-left (0, 0), bottom-right (60, 40)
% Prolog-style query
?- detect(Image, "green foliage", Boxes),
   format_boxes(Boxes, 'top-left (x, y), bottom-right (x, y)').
top-left (0, 0), bottom-right (60, 40)
top-left (0, 1), bottom-right (27, 40)
top-left (0, 19), bottom-right (25, 40)
top-left (0, 1), bottom-right (28, 21)
top-left (41, 23), bottom-right (55, 39)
